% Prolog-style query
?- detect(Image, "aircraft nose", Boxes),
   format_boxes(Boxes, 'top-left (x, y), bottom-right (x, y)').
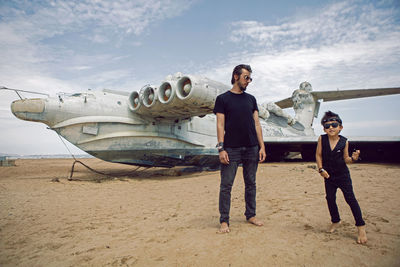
top-left (11, 98), bottom-right (46, 122)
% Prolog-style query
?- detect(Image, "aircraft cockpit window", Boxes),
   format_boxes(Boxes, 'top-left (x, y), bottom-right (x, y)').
top-left (71, 93), bottom-right (82, 97)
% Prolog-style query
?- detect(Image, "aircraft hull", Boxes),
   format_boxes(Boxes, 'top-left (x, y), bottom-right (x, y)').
top-left (87, 148), bottom-right (219, 167)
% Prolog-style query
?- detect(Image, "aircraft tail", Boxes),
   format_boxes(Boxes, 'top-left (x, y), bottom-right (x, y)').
top-left (275, 84), bottom-right (400, 129)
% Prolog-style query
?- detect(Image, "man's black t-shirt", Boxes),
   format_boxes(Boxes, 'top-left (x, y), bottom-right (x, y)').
top-left (213, 91), bottom-right (259, 148)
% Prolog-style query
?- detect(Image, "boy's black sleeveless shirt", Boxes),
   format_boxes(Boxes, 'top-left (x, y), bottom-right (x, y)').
top-left (321, 134), bottom-right (349, 177)
top-left (213, 91), bottom-right (259, 148)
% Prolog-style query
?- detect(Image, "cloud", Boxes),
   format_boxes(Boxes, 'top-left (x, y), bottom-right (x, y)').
top-left (0, 0), bottom-right (196, 94)
top-left (222, 1), bottom-right (400, 102)
top-left (1, 0), bottom-right (196, 39)
top-left (71, 66), bottom-right (92, 71)
top-left (230, 1), bottom-right (399, 51)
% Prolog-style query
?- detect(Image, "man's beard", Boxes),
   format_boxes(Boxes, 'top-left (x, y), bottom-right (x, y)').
top-left (239, 84), bottom-right (247, 91)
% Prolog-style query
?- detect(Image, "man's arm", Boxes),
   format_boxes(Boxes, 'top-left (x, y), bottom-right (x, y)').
top-left (216, 112), bottom-right (229, 164)
top-left (253, 111), bottom-right (266, 162)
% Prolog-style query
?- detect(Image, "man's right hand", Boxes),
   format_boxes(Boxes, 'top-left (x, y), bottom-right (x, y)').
top-left (321, 170), bottom-right (330, 179)
top-left (219, 150), bottom-right (229, 164)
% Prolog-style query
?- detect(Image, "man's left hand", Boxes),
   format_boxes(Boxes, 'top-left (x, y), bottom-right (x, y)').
top-left (259, 148), bottom-right (266, 163)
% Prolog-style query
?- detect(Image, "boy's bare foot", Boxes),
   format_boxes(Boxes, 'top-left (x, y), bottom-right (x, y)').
top-left (247, 216), bottom-right (263, 226)
top-left (217, 222), bottom-right (230, 233)
top-left (327, 222), bottom-right (341, 233)
top-left (357, 225), bottom-right (367, 244)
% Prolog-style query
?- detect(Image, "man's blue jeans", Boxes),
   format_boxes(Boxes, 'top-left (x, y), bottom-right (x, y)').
top-left (219, 145), bottom-right (259, 224)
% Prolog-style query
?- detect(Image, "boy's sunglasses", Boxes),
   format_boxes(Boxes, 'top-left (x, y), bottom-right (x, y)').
top-left (324, 122), bottom-right (340, 129)
top-left (244, 75), bottom-right (253, 82)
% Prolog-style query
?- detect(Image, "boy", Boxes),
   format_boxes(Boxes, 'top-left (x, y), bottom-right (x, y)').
top-left (315, 111), bottom-right (367, 244)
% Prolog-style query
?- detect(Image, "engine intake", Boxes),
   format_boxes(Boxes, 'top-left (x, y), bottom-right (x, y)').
top-left (158, 81), bottom-right (175, 104)
top-left (128, 91), bottom-right (143, 112)
top-left (141, 85), bottom-right (158, 108)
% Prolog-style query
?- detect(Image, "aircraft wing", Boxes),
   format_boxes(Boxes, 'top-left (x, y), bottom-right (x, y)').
top-left (312, 87), bottom-right (400, 102)
top-left (274, 87), bottom-right (400, 109)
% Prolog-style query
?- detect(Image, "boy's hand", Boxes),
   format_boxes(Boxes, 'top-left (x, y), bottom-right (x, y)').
top-left (320, 170), bottom-right (330, 179)
top-left (352, 150), bottom-right (360, 161)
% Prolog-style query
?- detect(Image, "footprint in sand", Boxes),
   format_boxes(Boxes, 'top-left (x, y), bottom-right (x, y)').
top-left (304, 224), bottom-right (314, 230)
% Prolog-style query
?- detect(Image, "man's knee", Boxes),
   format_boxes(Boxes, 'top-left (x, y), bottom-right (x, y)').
top-left (244, 179), bottom-right (256, 189)
top-left (220, 184), bottom-right (233, 194)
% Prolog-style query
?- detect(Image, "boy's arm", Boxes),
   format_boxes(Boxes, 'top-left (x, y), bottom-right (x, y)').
top-left (344, 141), bottom-right (360, 164)
top-left (316, 136), bottom-right (323, 169)
top-left (316, 136), bottom-right (329, 178)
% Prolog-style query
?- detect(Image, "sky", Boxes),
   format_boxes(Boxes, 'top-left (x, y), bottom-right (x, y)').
top-left (0, 0), bottom-right (399, 156)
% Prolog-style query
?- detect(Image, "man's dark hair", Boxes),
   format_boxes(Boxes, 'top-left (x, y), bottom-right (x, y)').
top-left (231, 64), bottom-right (252, 85)
top-left (321, 110), bottom-right (343, 125)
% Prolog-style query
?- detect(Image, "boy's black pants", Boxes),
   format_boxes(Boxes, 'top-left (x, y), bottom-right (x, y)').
top-left (324, 174), bottom-right (365, 226)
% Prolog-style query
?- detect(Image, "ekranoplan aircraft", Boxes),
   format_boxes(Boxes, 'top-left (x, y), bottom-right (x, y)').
top-left (5, 73), bottom-right (400, 167)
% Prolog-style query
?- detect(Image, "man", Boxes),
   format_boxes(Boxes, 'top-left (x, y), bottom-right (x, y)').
top-left (213, 64), bottom-right (266, 233)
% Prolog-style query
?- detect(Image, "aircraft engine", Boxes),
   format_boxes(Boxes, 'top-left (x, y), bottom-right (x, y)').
top-left (141, 85), bottom-right (164, 110)
top-left (258, 106), bottom-right (270, 119)
top-left (176, 75), bottom-right (230, 112)
top-left (156, 79), bottom-right (191, 117)
top-left (128, 91), bottom-right (145, 113)
top-left (158, 81), bottom-right (176, 104)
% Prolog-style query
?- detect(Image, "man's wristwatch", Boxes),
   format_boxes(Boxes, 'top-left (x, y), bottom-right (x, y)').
top-left (318, 168), bottom-right (325, 173)
top-left (216, 142), bottom-right (224, 153)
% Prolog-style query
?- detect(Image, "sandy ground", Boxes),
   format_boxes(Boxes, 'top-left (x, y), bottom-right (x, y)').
top-left (0, 158), bottom-right (399, 267)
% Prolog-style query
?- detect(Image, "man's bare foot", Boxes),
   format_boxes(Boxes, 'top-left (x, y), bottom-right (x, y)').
top-left (327, 222), bottom-right (341, 233)
top-left (357, 225), bottom-right (367, 244)
top-left (217, 222), bottom-right (230, 233)
top-left (247, 216), bottom-right (263, 226)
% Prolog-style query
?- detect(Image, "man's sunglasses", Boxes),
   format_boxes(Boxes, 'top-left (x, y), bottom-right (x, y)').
top-left (244, 75), bottom-right (253, 82)
top-left (324, 122), bottom-right (340, 129)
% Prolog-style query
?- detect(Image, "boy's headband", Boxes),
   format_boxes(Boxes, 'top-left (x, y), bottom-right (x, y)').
top-left (322, 117), bottom-right (342, 124)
